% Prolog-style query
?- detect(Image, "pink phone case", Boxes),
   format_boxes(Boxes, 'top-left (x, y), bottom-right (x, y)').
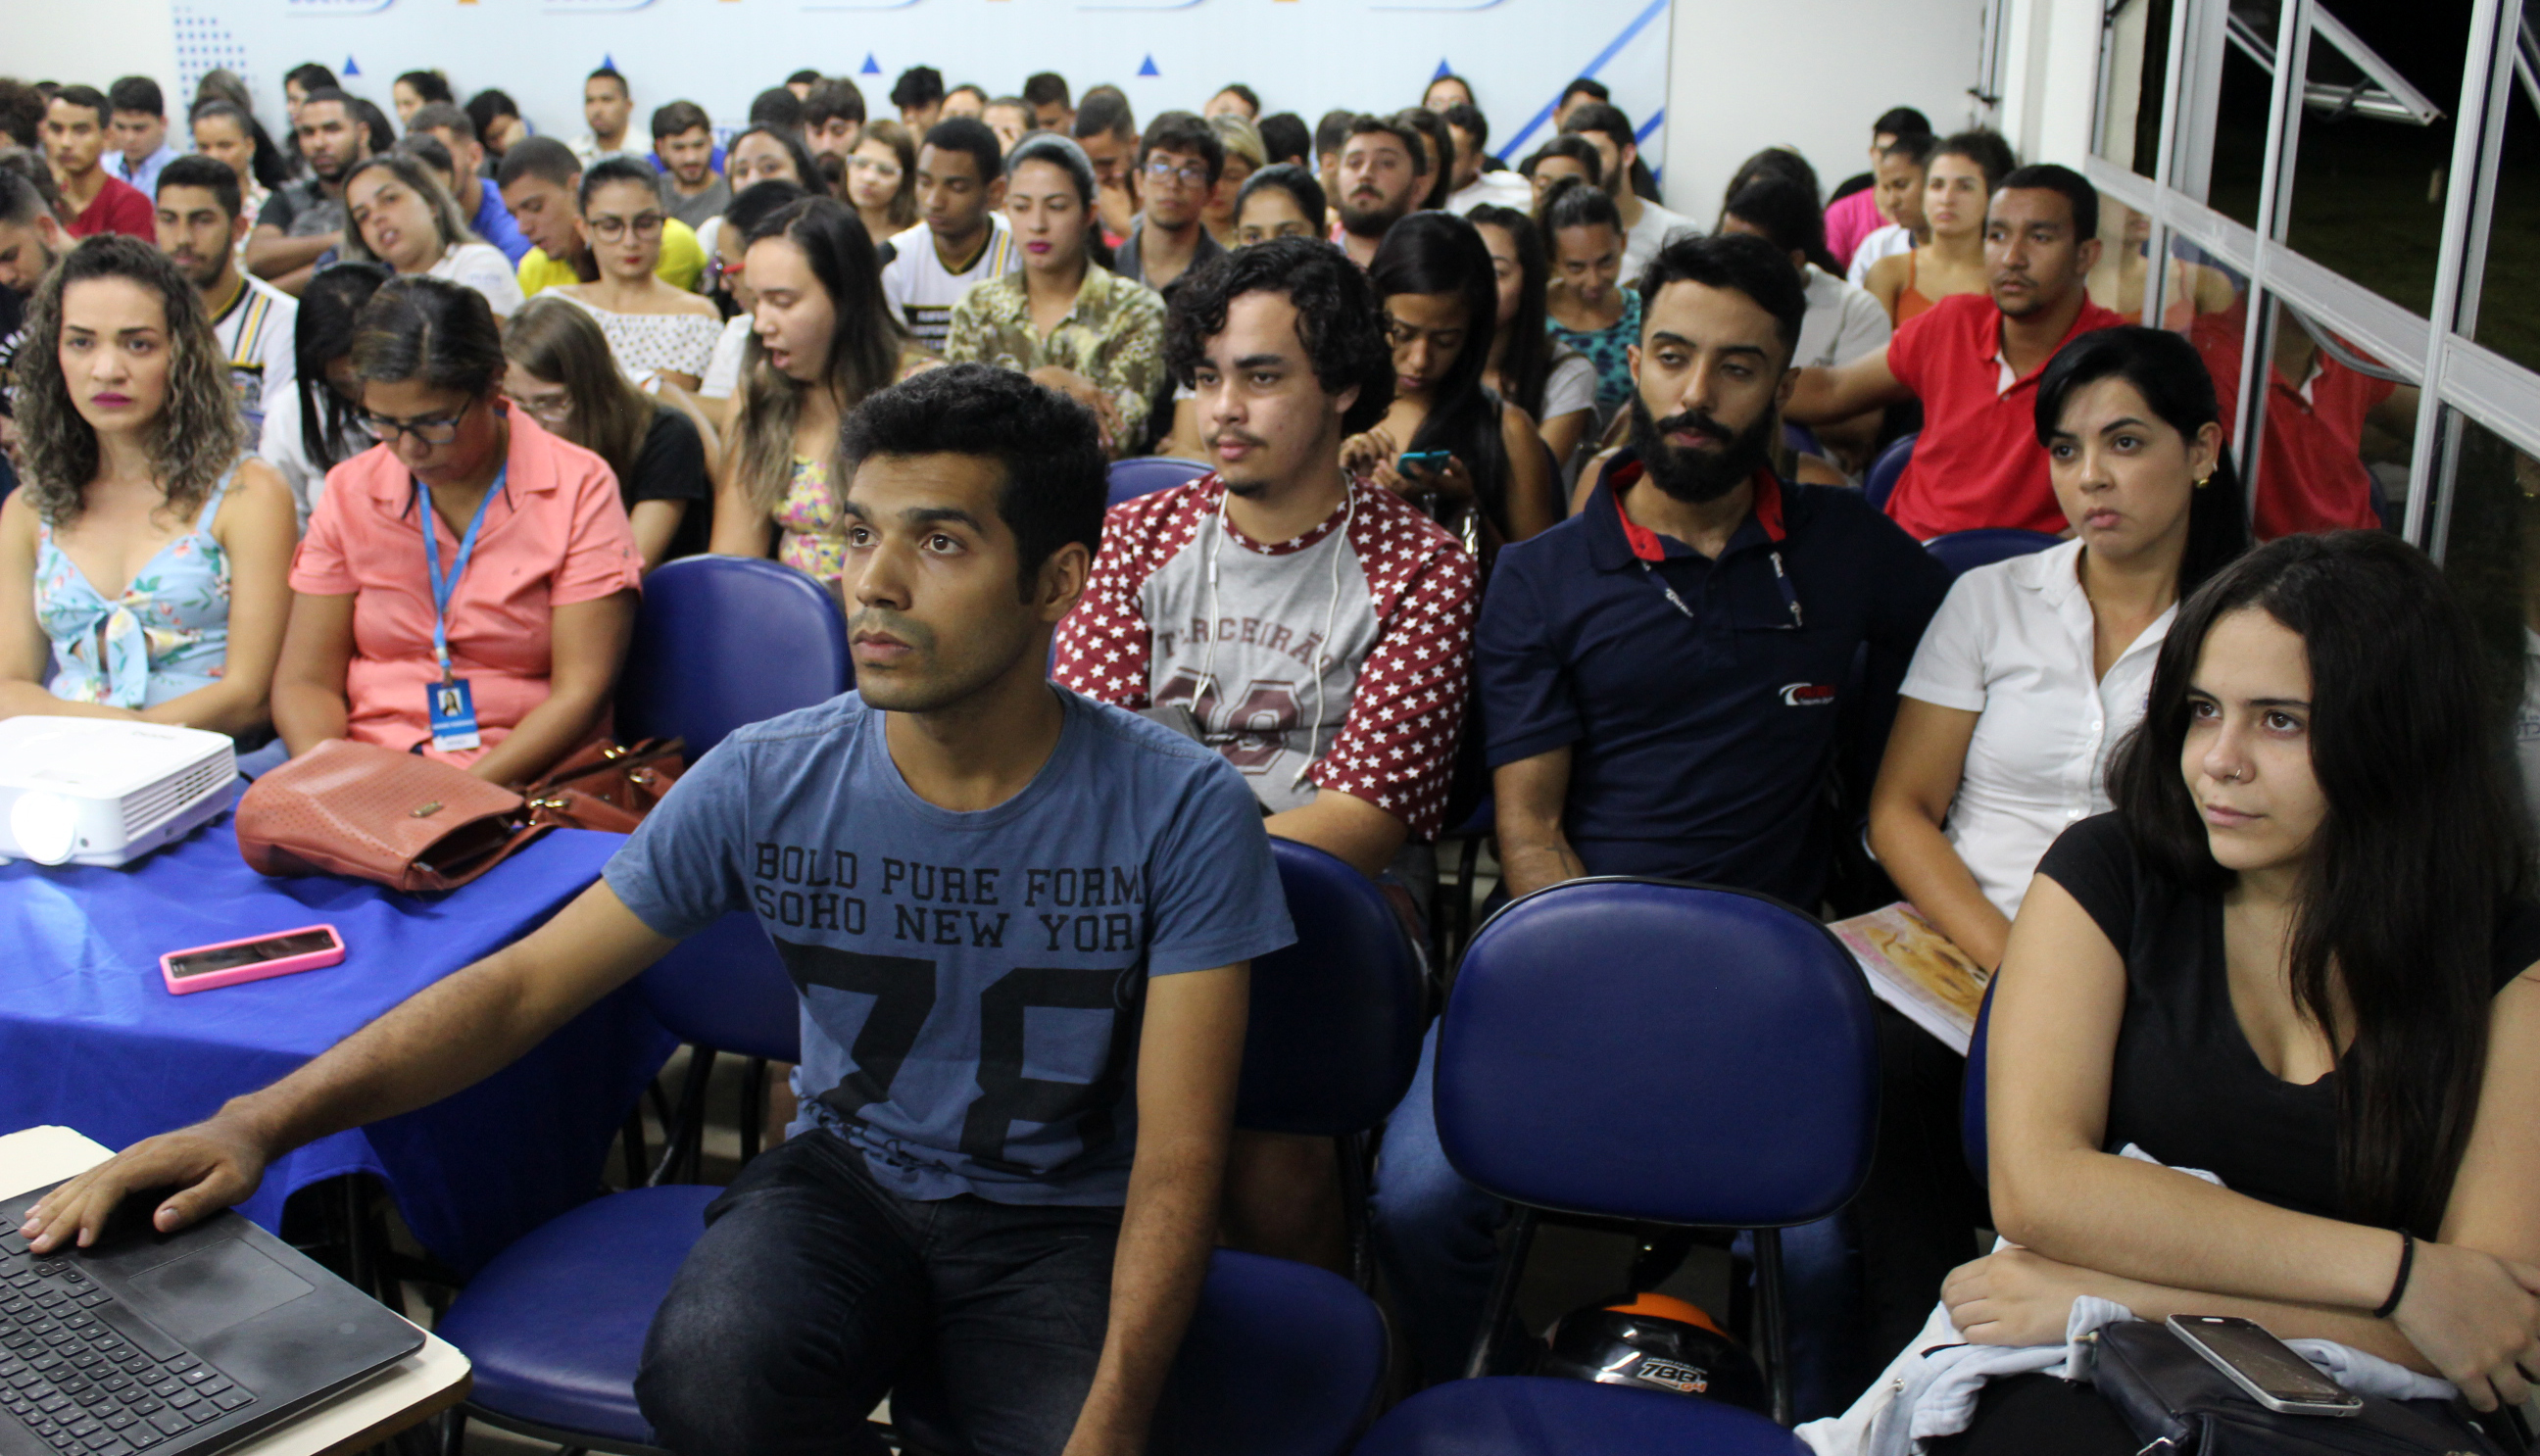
top-left (159, 924), bottom-right (346, 995)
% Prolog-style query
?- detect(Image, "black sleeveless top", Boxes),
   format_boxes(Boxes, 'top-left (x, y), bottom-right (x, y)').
top-left (2034, 814), bottom-right (2540, 1232)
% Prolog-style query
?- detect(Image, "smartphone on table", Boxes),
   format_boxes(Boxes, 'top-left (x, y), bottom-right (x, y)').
top-left (160, 924), bottom-right (346, 995)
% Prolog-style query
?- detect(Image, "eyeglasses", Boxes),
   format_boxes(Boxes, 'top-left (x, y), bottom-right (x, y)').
top-left (1143, 159), bottom-right (1212, 188)
top-left (510, 392), bottom-right (572, 423)
top-left (586, 213), bottom-right (665, 240)
top-left (847, 156), bottom-right (903, 179)
top-left (362, 396), bottom-right (477, 446)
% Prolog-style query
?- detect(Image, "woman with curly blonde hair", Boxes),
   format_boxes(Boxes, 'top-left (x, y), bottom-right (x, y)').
top-left (0, 234), bottom-right (297, 737)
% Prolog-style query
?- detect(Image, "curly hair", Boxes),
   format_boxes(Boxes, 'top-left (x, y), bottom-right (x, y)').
top-left (1164, 236), bottom-right (1392, 436)
top-left (15, 234), bottom-right (244, 528)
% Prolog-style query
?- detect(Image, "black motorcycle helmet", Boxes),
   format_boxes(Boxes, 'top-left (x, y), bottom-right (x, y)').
top-left (1532, 1291), bottom-right (1769, 1412)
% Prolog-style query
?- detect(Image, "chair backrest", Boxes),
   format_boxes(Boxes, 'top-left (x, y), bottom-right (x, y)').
top-left (1963, 978), bottom-right (1995, 1186)
top-left (639, 910), bottom-right (803, 1064)
top-left (1237, 840), bottom-right (1428, 1137)
top-left (616, 556), bottom-right (852, 759)
top-left (1108, 456), bottom-right (1210, 509)
top-left (1436, 878), bottom-right (1879, 1228)
top-left (1924, 528), bottom-right (2063, 577)
top-left (1863, 433), bottom-right (1916, 511)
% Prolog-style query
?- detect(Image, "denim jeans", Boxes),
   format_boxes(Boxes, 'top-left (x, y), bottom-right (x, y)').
top-left (1368, 1022), bottom-right (1867, 1418)
top-left (635, 1130), bottom-right (1122, 1456)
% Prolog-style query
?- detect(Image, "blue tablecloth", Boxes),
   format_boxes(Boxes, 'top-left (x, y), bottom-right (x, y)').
top-left (0, 811), bottom-right (677, 1277)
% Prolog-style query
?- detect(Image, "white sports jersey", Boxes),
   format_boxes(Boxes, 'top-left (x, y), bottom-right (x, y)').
top-left (879, 216), bottom-right (1020, 354)
top-left (209, 274), bottom-right (297, 447)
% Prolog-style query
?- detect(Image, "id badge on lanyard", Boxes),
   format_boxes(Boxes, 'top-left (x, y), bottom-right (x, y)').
top-left (418, 470), bottom-right (502, 752)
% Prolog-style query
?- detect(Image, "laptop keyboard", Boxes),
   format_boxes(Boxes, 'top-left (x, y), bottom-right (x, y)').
top-left (0, 1228), bottom-right (253, 1455)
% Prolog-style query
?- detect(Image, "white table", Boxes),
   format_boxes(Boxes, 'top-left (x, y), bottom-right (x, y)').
top-left (0, 1127), bottom-right (472, 1456)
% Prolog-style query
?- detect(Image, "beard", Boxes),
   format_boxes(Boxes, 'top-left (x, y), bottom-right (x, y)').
top-left (1628, 395), bottom-right (1777, 506)
top-left (1337, 190), bottom-right (1407, 239)
top-left (817, 153), bottom-right (846, 187)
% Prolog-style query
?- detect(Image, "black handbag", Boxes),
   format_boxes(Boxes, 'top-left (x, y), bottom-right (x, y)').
top-left (2085, 1320), bottom-right (2520, 1456)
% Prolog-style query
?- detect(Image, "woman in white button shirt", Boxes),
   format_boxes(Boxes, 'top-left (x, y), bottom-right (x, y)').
top-left (1870, 327), bottom-right (2251, 969)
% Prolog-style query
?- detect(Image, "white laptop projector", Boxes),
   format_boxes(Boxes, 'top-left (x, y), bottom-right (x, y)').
top-left (0, 717), bottom-right (237, 867)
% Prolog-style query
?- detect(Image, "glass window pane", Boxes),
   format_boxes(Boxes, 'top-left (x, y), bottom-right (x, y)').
top-left (2210, 0), bottom-right (2283, 228)
top-left (2280, 4), bottom-right (2467, 316)
top-left (2430, 413), bottom-right (2540, 826)
top-left (2468, 0), bottom-right (2540, 371)
top-left (2187, 295), bottom-right (2421, 538)
top-left (2099, 0), bottom-right (2176, 177)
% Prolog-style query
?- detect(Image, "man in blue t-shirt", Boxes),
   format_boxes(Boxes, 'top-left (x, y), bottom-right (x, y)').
top-left (25, 364), bottom-right (1295, 1456)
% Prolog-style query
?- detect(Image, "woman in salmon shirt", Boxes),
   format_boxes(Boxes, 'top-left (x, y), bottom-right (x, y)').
top-left (271, 274), bottom-right (642, 783)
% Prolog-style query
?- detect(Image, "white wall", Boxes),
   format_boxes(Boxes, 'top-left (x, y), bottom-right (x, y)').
top-left (1660, 0), bottom-right (1990, 219)
top-left (14, 0), bottom-right (178, 108)
top-left (1991, 0), bottom-right (2099, 170)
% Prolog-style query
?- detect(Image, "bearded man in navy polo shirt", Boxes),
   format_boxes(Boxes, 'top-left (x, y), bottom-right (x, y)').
top-left (1370, 232), bottom-right (1951, 1412)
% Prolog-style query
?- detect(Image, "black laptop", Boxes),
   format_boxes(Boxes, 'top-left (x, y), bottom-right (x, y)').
top-left (0, 1183), bottom-right (424, 1456)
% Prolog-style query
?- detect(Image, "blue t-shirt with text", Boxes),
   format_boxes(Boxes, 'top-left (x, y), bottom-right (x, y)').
top-left (605, 688), bottom-right (1294, 1205)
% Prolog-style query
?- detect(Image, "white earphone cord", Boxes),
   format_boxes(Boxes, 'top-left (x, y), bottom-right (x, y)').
top-left (1197, 484), bottom-right (1354, 795)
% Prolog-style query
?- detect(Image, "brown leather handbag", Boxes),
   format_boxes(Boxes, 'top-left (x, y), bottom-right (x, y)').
top-left (520, 739), bottom-right (686, 834)
top-left (235, 739), bottom-right (546, 893)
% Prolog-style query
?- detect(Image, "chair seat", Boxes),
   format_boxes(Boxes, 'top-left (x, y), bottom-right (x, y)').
top-left (434, 1184), bottom-right (721, 1447)
top-left (1352, 1377), bottom-right (1810, 1456)
top-left (896, 1250), bottom-right (1387, 1456)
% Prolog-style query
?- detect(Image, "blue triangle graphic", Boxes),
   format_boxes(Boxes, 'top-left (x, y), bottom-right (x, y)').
top-left (860, 53), bottom-right (883, 75)
top-left (1137, 54), bottom-right (1160, 77)
top-left (342, 55), bottom-right (361, 76)
top-left (603, 53), bottom-right (618, 70)
top-left (1433, 58), bottom-right (1453, 79)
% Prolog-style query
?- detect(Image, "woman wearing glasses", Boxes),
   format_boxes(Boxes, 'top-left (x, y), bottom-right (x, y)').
top-left (844, 121), bottom-right (918, 255)
top-left (273, 275), bottom-right (641, 780)
top-left (339, 153), bottom-right (526, 320)
top-left (546, 158), bottom-right (725, 394)
top-left (504, 295), bottom-right (710, 571)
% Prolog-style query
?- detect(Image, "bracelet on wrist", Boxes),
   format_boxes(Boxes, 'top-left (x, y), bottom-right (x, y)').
top-left (2372, 1229), bottom-right (2416, 1320)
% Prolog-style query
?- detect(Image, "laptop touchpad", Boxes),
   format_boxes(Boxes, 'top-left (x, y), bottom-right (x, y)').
top-left (123, 1242), bottom-right (315, 1343)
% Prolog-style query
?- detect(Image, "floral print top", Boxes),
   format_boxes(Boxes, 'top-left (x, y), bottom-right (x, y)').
top-left (943, 264), bottom-right (1169, 446)
top-left (34, 463), bottom-right (239, 708)
top-left (1547, 286), bottom-right (1644, 419)
top-left (773, 456), bottom-right (842, 584)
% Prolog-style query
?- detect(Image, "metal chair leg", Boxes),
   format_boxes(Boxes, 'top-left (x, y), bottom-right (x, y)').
top-left (740, 1057), bottom-right (768, 1166)
top-left (1463, 1207), bottom-right (1538, 1381)
top-left (438, 1407), bottom-right (465, 1456)
top-left (648, 1047), bottom-right (716, 1187)
top-left (1335, 1131), bottom-right (1375, 1292)
top-left (619, 1110), bottom-right (648, 1190)
top-left (1753, 1226), bottom-right (1793, 1427)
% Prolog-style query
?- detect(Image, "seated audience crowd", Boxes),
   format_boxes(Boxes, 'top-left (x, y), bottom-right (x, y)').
top-left (5, 52), bottom-right (2532, 1456)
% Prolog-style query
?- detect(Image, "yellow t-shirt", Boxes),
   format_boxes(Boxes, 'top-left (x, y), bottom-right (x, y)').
top-left (516, 216), bottom-right (708, 296)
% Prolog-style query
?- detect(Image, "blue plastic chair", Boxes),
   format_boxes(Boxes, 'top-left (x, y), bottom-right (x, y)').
top-left (1107, 456), bottom-right (1211, 509)
top-left (615, 554), bottom-right (852, 755)
top-left (1923, 528), bottom-right (2062, 577)
top-left (1862, 433), bottom-right (1916, 512)
top-left (1963, 979), bottom-right (1996, 1186)
top-left (1353, 878), bottom-right (1880, 1453)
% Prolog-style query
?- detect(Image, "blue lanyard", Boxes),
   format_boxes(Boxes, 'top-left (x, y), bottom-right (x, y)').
top-left (416, 469), bottom-right (503, 679)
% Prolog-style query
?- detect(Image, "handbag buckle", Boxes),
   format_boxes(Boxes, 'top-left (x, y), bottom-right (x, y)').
top-left (411, 801), bottom-right (442, 818)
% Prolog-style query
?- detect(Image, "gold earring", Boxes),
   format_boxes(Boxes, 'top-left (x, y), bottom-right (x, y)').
top-left (2194, 474), bottom-right (2212, 489)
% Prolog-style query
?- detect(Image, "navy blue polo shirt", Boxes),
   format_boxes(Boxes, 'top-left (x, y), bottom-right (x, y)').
top-left (1479, 455), bottom-right (1950, 906)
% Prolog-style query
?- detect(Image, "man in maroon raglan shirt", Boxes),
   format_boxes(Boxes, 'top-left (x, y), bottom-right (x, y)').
top-left (1784, 163), bottom-right (2124, 541)
top-left (46, 87), bottom-right (154, 241)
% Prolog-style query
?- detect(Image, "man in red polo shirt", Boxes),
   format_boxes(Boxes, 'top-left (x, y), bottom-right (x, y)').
top-left (45, 86), bottom-right (154, 241)
top-left (1786, 164), bottom-right (2124, 540)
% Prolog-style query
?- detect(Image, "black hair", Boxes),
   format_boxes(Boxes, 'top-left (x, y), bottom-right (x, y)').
top-left (0, 79), bottom-right (44, 150)
top-left (107, 76), bottom-right (163, 119)
top-left (1541, 176), bottom-right (1621, 240)
top-left (1314, 108), bottom-right (1354, 160)
top-left (1023, 73), bottom-right (1071, 110)
top-left (840, 362), bottom-right (1106, 597)
top-left (395, 71), bottom-right (454, 107)
top-left (1426, 73), bottom-right (1476, 108)
top-left (297, 262), bottom-right (391, 470)
top-left (786, 69), bottom-right (823, 88)
top-left (1139, 111), bottom-right (1224, 184)
top-left (0, 160), bottom-right (52, 229)
top-left (1371, 211), bottom-right (1514, 536)
top-left (577, 155), bottom-right (659, 213)
top-left (921, 117), bottom-right (1002, 187)
top-left (1074, 90), bottom-right (1135, 142)
top-left (805, 79), bottom-right (866, 130)
top-left (1165, 236), bottom-right (1393, 436)
top-left (1212, 83), bottom-right (1261, 117)
top-left (496, 135), bottom-right (580, 192)
top-left (1873, 106), bottom-right (1932, 139)
top-left (393, 132), bottom-right (455, 178)
top-left (1257, 113), bottom-right (1310, 169)
top-left (586, 66), bottom-right (628, 97)
top-left (947, 84), bottom-right (989, 110)
top-left (284, 63), bottom-right (340, 96)
top-left (1721, 175), bottom-right (1836, 277)
top-left (1395, 108), bottom-right (1455, 210)
top-left (1559, 77), bottom-right (1609, 106)
top-left (2032, 326), bottom-right (2249, 595)
top-left (408, 102), bottom-right (474, 145)
top-left (746, 195), bottom-right (904, 401)
top-left (352, 273), bottom-right (507, 398)
top-left (1440, 102), bottom-right (1489, 155)
top-left (1636, 231), bottom-right (1809, 364)
top-left (1520, 134), bottom-right (1605, 191)
top-left (189, 98), bottom-right (287, 190)
top-left (1882, 131), bottom-right (1938, 169)
top-left (156, 153), bottom-right (241, 223)
top-left (2107, 531), bottom-right (2526, 1238)
top-left (1345, 113), bottom-right (1427, 175)
top-left (651, 100), bottom-right (709, 142)
top-left (1726, 147), bottom-right (1821, 210)
top-left (1235, 164), bottom-right (1326, 234)
top-left (50, 85), bottom-right (110, 130)
top-left (724, 177), bottom-right (809, 231)
top-left (1468, 204), bottom-right (1554, 423)
top-left (463, 88), bottom-right (518, 145)
top-left (348, 96), bottom-right (397, 156)
top-left (727, 124), bottom-right (823, 189)
top-left (890, 66), bottom-right (946, 111)
top-left (1559, 101), bottom-right (1634, 158)
top-left (1998, 162), bottom-right (2100, 241)
top-left (1005, 133), bottom-right (1097, 210)
top-left (749, 87), bottom-right (804, 131)
top-left (1931, 128), bottom-right (2019, 192)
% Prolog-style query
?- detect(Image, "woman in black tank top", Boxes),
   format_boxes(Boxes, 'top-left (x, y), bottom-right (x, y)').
top-left (1939, 531), bottom-right (2540, 1450)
